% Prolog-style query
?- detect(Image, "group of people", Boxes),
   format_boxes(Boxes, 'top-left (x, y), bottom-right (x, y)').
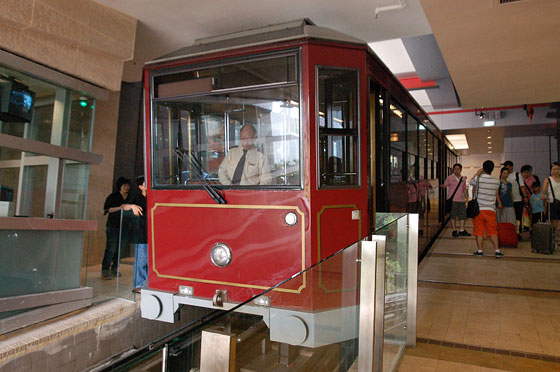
top-left (442, 160), bottom-right (560, 257)
top-left (102, 176), bottom-right (147, 293)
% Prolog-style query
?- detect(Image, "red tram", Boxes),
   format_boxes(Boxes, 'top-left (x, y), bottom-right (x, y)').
top-left (140, 20), bottom-right (455, 336)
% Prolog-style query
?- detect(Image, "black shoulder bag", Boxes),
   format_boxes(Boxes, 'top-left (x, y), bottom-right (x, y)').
top-left (467, 176), bottom-right (480, 218)
top-left (445, 176), bottom-right (463, 214)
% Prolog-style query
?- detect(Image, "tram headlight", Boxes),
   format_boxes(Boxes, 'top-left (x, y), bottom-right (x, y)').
top-left (210, 243), bottom-right (232, 268)
top-left (284, 212), bottom-right (298, 226)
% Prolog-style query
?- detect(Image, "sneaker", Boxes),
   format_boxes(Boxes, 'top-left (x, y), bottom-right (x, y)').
top-left (452, 230), bottom-right (459, 237)
top-left (473, 251), bottom-right (483, 256)
top-left (458, 230), bottom-right (472, 237)
top-left (495, 251), bottom-right (505, 258)
top-left (102, 270), bottom-right (112, 280)
top-left (132, 288), bottom-right (141, 294)
top-left (111, 271), bottom-right (122, 277)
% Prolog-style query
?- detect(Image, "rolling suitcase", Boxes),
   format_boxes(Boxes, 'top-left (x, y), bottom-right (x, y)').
top-left (531, 213), bottom-right (555, 254)
top-left (498, 222), bottom-right (518, 247)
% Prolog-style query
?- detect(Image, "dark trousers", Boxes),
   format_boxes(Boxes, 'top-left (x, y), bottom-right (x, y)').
top-left (102, 225), bottom-right (127, 272)
top-left (513, 201), bottom-right (524, 233)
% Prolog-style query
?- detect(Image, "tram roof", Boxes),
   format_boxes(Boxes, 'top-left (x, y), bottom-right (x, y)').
top-left (146, 19), bottom-right (367, 66)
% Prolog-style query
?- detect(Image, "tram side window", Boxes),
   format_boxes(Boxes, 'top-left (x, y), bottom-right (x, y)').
top-left (151, 55), bottom-right (301, 189)
top-left (317, 68), bottom-right (359, 187)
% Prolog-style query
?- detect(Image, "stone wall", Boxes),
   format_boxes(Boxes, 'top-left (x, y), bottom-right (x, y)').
top-left (0, 0), bottom-right (136, 91)
top-left (0, 299), bottom-right (213, 371)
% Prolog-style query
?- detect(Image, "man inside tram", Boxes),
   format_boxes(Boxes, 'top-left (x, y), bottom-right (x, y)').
top-left (218, 124), bottom-right (272, 185)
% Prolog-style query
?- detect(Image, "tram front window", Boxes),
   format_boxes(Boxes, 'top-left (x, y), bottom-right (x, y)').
top-left (151, 87), bottom-right (300, 188)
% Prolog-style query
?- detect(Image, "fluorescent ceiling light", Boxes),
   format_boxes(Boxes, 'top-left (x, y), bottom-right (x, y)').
top-left (368, 39), bottom-right (415, 75)
top-left (445, 134), bottom-right (469, 150)
top-left (409, 89), bottom-right (433, 111)
top-left (483, 121), bottom-right (495, 127)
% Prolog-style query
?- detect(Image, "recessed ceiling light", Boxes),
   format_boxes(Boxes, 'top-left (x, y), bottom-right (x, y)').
top-left (488, 151), bottom-right (492, 153)
top-left (488, 146), bottom-right (493, 149)
top-left (487, 136), bottom-right (492, 139)
top-left (483, 121), bottom-right (495, 127)
top-left (488, 142), bottom-right (492, 145)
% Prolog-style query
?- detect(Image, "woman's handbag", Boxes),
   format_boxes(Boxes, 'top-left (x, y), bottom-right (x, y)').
top-left (467, 177), bottom-right (480, 218)
top-left (445, 177), bottom-right (463, 214)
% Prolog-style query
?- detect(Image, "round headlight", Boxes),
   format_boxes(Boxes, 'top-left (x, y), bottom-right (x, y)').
top-left (211, 243), bottom-right (232, 268)
top-left (284, 212), bottom-right (298, 226)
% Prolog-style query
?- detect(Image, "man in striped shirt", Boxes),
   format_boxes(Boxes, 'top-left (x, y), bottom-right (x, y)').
top-left (470, 160), bottom-right (504, 257)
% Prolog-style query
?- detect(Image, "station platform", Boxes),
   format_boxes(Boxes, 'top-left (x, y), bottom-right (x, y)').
top-left (397, 224), bottom-right (560, 372)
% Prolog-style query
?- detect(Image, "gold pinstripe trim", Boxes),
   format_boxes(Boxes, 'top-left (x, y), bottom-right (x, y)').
top-left (317, 204), bottom-right (362, 294)
top-left (151, 203), bottom-right (306, 293)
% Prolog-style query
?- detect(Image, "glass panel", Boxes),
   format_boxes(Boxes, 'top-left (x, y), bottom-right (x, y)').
top-left (82, 209), bottom-right (136, 302)
top-left (19, 164), bottom-right (48, 217)
top-left (390, 149), bottom-right (403, 184)
top-left (389, 103), bottom-right (405, 151)
top-left (407, 118), bottom-right (417, 155)
top-left (172, 241), bottom-right (361, 371)
top-left (60, 162), bottom-right (89, 219)
top-left (65, 92), bottom-right (95, 151)
top-left (407, 154), bottom-right (419, 214)
top-left (0, 64), bottom-right (96, 150)
top-left (434, 137), bottom-right (439, 162)
top-left (319, 135), bottom-right (358, 186)
top-left (152, 85), bottom-right (300, 188)
top-left (0, 230), bottom-right (83, 299)
top-left (427, 131), bottom-right (434, 160)
top-left (418, 124), bottom-right (426, 158)
top-left (374, 215), bottom-right (409, 372)
top-left (375, 212), bottom-right (407, 230)
top-left (318, 68), bottom-right (359, 188)
top-left (154, 55), bottom-right (297, 98)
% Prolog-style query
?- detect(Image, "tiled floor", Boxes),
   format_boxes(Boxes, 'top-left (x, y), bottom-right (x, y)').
top-left (397, 223), bottom-right (560, 372)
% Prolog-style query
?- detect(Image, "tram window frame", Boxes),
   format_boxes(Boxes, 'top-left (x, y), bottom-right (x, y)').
top-left (316, 66), bottom-right (360, 189)
top-left (148, 50), bottom-right (304, 190)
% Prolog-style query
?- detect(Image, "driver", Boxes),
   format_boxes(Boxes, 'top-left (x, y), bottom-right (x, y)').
top-left (218, 124), bottom-right (271, 185)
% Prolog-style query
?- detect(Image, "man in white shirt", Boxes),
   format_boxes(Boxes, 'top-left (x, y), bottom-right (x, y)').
top-left (218, 124), bottom-right (272, 186)
top-left (470, 160), bottom-right (504, 257)
top-left (503, 160), bottom-right (527, 239)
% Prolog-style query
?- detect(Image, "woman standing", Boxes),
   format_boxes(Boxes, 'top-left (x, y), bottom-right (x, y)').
top-left (497, 167), bottom-right (516, 224)
top-left (541, 162), bottom-right (560, 229)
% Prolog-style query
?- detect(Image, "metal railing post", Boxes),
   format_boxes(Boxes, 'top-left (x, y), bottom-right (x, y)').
top-left (358, 236), bottom-right (386, 372)
top-left (407, 214), bottom-right (419, 347)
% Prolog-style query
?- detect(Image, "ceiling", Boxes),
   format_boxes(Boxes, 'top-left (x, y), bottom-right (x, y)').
top-left (93, 0), bottom-right (559, 132)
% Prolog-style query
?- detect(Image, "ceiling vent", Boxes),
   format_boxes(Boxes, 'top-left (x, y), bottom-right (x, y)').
top-left (492, 0), bottom-right (526, 6)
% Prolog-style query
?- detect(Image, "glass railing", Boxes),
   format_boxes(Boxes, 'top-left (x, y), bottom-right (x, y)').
top-left (82, 209), bottom-right (137, 303)
top-left (101, 213), bottom-right (418, 372)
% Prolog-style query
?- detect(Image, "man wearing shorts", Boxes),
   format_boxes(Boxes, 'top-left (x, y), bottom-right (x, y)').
top-left (441, 163), bottom-right (470, 237)
top-left (470, 160), bottom-right (504, 258)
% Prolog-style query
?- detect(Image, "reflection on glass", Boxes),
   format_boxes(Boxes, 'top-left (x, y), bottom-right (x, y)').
top-left (407, 119), bottom-right (418, 155)
top-left (20, 164), bottom-right (48, 217)
top-left (318, 67), bottom-right (358, 188)
top-left (418, 124), bottom-right (426, 158)
top-left (0, 230), bottom-right (83, 298)
top-left (163, 240), bottom-right (361, 372)
top-left (60, 162), bottom-right (89, 219)
top-left (389, 103), bottom-right (405, 152)
top-left (376, 215), bottom-right (408, 372)
top-left (66, 92), bottom-right (95, 151)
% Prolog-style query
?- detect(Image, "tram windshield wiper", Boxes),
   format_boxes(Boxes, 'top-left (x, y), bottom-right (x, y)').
top-left (174, 148), bottom-right (227, 204)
